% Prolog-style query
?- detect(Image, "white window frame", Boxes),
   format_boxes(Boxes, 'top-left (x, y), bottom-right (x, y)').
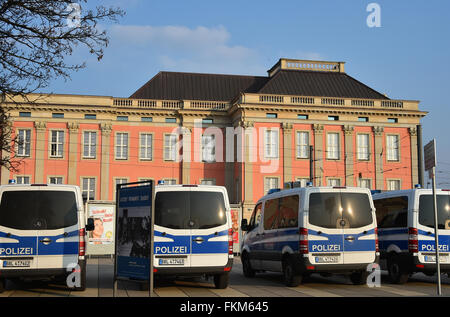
top-left (327, 132), bottom-right (340, 160)
top-left (164, 134), bottom-right (177, 161)
top-left (357, 133), bottom-right (370, 161)
top-left (16, 175), bottom-right (30, 184)
top-left (81, 177), bottom-right (96, 201)
top-left (16, 129), bottom-right (31, 157)
top-left (139, 133), bottom-right (153, 161)
top-left (264, 129), bottom-right (279, 159)
top-left (386, 134), bottom-right (400, 161)
top-left (83, 131), bottom-right (97, 159)
top-left (115, 132), bottom-right (128, 160)
top-left (163, 178), bottom-right (177, 185)
top-left (327, 178), bottom-right (341, 187)
top-left (296, 131), bottom-right (309, 159)
top-left (359, 178), bottom-right (371, 189)
top-left (387, 179), bottom-right (401, 191)
top-left (264, 176), bottom-right (279, 194)
top-left (295, 177), bottom-right (310, 187)
top-left (200, 178), bottom-right (216, 185)
top-left (50, 130), bottom-right (64, 158)
top-left (202, 134), bottom-right (216, 163)
top-left (48, 176), bottom-right (63, 184)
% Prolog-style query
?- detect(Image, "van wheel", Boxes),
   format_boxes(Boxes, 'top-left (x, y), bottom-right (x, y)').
top-left (214, 273), bottom-right (229, 289)
top-left (282, 257), bottom-right (302, 287)
top-left (241, 252), bottom-right (256, 278)
top-left (387, 255), bottom-right (409, 284)
top-left (350, 271), bottom-right (369, 285)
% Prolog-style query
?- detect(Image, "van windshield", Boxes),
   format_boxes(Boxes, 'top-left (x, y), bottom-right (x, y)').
top-left (155, 191), bottom-right (226, 229)
top-left (418, 194), bottom-right (450, 230)
top-left (308, 192), bottom-right (373, 229)
top-left (0, 190), bottom-right (78, 230)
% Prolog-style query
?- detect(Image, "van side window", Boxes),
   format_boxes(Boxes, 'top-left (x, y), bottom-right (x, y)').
top-left (374, 196), bottom-right (408, 228)
top-left (249, 203), bottom-right (262, 231)
top-left (264, 198), bottom-right (280, 230)
top-left (278, 195), bottom-right (299, 228)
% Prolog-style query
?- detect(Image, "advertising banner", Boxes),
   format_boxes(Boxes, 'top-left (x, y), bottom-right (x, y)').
top-left (88, 204), bottom-right (114, 245)
top-left (115, 182), bottom-right (154, 281)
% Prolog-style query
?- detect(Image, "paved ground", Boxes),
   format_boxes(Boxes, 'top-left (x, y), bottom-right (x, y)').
top-left (0, 256), bottom-right (449, 297)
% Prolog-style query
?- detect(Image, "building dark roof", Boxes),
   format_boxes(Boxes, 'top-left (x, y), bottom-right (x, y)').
top-left (130, 71), bottom-right (268, 101)
top-left (130, 67), bottom-right (388, 101)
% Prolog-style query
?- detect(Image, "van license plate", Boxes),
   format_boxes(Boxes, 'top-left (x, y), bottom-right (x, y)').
top-left (159, 258), bottom-right (184, 266)
top-left (3, 260), bottom-right (31, 267)
top-left (315, 256), bottom-right (339, 263)
top-left (424, 255), bottom-right (448, 263)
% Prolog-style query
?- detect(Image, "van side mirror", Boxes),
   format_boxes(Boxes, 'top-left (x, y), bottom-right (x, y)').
top-left (86, 218), bottom-right (95, 232)
top-left (241, 219), bottom-right (249, 232)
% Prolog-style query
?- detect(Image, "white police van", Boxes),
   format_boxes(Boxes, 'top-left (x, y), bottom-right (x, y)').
top-left (241, 186), bottom-right (379, 286)
top-left (153, 185), bottom-right (233, 289)
top-left (373, 188), bottom-right (450, 284)
top-left (0, 184), bottom-right (94, 292)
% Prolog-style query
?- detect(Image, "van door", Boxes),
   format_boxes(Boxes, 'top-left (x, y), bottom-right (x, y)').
top-left (307, 191), bottom-right (345, 266)
top-left (154, 191), bottom-right (191, 269)
top-left (340, 192), bottom-right (376, 265)
top-left (34, 189), bottom-right (79, 270)
top-left (189, 190), bottom-right (229, 267)
top-left (417, 192), bottom-right (450, 265)
top-left (0, 190), bottom-right (39, 270)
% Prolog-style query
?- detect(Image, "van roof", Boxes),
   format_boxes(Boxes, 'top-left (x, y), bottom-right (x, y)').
top-left (0, 184), bottom-right (80, 190)
top-left (372, 188), bottom-right (450, 199)
top-left (257, 186), bottom-right (371, 203)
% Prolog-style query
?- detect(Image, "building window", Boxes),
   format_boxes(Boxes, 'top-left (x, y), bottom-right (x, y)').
top-left (50, 130), bottom-right (64, 158)
top-left (81, 177), bottom-right (96, 201)
top-left (200, 179), bottom-right (216, 185)
top-left (141, 117), bottom-right (153, 122)
top-left (386, 134), bottom-right (400, 161)
top-left (52, 113), bottom-right (64, 118)
top-left (328, 178), bottom-right (341, 187)
top-left (16, 129), bottom-right (31, 157)
top-left (328, 116), bottom-right (339, 121)
top-left (264, 177), bottom-right (279, 194)
top-left (266, 113), bottom-right (277, 119)
top-left (85, 114), bottom-right (96, 120)
top-left (387, 118), bottom-right (398, 123)
top-left (49, 176), bottom-right (63, 184)
top-left (297, 114), bottom-right (308, 120)
top-left (165, 118), bottom-right (177, 123)
top-left (264, 129), bottom-right (279, 159)
top-left (295, 178), bottom-right (310, 187)
top-left (117, 116), bottom-right (128, 121)
top-left (164, 134), bottom-right (177, 161)
top-left (16, 176), bottom-right (30, 184)
top-left (83, 131), bottom-right (97, 159)
top-left (296, 131), bottom-right (309, 159)
top-left (358, 117), bottom-right (369, 122)
top-left (202, 134), bottom-right (215, 162)
top-left (326, 132), bottom-right (340, 160)
top-left (115, 132), bottom-right (128, 160)
top-left (19, 112), bottom-right (31, 117)
top-left (163, 178), bottom-right (177, 185)
top-left (202, 118), bottom-right (213, 124)
top-left (114, 178), bottom-right (128, 198)
top-left (140, 133), bottom-right (153, 160)
top-left (357, 134), bottom-right (370, 161)
top-left (359, 178), bottom-right (371, 189)
top-left (387, 179), bottom-right (401, 191)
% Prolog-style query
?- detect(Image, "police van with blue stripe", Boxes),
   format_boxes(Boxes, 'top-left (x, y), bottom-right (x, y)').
top-left (373, 188), bottom-right (450, 284)
top-left (240, 185), bottom-right (379, 286)
top-left (153, 184), bottom-right (233, 289)
top-left (0, 184), bottom-right (94, 292)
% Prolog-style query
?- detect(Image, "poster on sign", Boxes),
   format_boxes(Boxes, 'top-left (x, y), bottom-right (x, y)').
top-left (88, 204), bottom-right (114, 245)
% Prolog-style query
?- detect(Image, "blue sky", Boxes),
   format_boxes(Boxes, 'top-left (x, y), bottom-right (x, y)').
top-left (45, 0), bottom-right (450, 187)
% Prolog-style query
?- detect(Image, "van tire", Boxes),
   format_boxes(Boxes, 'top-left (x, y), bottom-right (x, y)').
top-left (214, 273), bottom-right (229, 289)
top-left (282, 257), bottom-right (302, 287)
top-left (350, 271), bottom-right (369, 285)
top-left (241, 252), bottom-right (256, 278)
top-left (387, 255), bottom-right (409, 284)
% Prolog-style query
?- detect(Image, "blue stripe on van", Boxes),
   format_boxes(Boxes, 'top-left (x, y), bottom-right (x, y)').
top-left (154, 229), bottom-right (229, 255)
top-left (308, 229), bottom-right (376, 253)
